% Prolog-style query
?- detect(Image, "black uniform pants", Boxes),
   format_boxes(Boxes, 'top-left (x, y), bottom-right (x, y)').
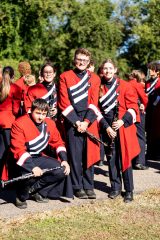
top-left (133, 112), bottom-right (146, 166)
top-left (16, 156), bottom-right (66, 201)
top-left (105, 138), bottom-right (134, 192)
top-left (66, 124), bottom-right (94, 191)
top-left (0, 129), bottom-right (10, 177)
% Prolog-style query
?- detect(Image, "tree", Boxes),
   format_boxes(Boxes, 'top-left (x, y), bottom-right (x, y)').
top-left (0, 0), bottom-right (125, 75)
top-left (114, 0), bottom-right (160, 71)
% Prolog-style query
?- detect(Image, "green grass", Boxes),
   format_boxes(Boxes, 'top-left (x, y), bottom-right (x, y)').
top-left (1, 189), bottom-right (160, 240)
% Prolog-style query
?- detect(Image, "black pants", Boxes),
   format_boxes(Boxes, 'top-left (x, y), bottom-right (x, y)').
top-left (65, 121), bottom-right (94, 191)
top-left (105, 138), bottom-right (134, 192)
top-left (0, 129), bottom-right (10, 177)
top-left (133, 113), bottom-right (146, 166)
top-left (16, 156), bottom-right (67, 201)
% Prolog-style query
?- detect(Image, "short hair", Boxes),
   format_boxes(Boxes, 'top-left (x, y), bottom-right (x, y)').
top-left (74, 48), bottom-right (91, 59)
top-left (31, 98), bottom-right (49, 112)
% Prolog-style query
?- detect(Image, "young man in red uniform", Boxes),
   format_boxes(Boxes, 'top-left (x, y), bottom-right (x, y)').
top-left (58, 48), bottom-right (100, 199)
top-left (98, 59), bottom-right (140, 203)
top-left (10, 98), bottom-right (71, 209)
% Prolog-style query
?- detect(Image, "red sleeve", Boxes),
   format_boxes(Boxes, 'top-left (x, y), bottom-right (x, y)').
top-left (124, 82), bottom-right (140, 122)
top-left (10, 119), bottom-right (31, 162)
top-left (12, 84), bottom-right (22, 117)
top-left (24, 86), bottom-right (36, 113)
top-left (136, 82), bottom-right (148, 108)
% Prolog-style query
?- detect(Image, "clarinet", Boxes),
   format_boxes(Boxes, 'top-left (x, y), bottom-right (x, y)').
top-left (48, 94), bottom-right (57, 120)
top-left (106, 101), bottom-right (119, 157)
top-left (0, 167), bottom-right (62, 189)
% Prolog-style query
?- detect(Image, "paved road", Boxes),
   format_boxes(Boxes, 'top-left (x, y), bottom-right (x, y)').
top-left (0, 159), bottom-right (159, 221)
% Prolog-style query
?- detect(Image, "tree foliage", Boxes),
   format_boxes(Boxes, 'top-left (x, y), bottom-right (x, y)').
top-left (115, 0), bottom-right (160, 72)
top-left (0, 0), bottom-right (124, 74)
top-left (0, 0), bottom-right (160, 76)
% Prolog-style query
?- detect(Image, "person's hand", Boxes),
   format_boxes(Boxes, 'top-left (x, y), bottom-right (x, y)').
top-left (112, 119), bottom-right (124, 131)
top-left (106, 126), bottom-right (117, 139)
top-left (32, 167), bottom-right (43, 177)
top-left (61, 161), bottom-right (70, 175)
top-left (139, 104), bottom-right (145, 113)
top-left (77, 121), bottom-right (89, 133)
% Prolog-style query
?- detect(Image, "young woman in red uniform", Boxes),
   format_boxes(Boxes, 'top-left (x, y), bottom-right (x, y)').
top-left (0, 66), bottom-right (21, 178)
top-left (127, 70), bottom-right (148, 170)
top-left (58, 48), bottom-right (100, 199)
top-left (25, 63), bottom-right (57, 120)
top-left (145, 61), bottom-right (160, 159)
top-left (10, 98), bottom-right (72, 208)
top-left (98, 59), bottom-right (140, 203)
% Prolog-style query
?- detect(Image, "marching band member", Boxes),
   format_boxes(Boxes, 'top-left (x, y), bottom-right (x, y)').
top-left (0, 66), bottom-right (21, 179)
top-left (25, 63), bottom-right (57, 120)
top-left (145, 60), bottom-right (160, 160)
top-left (10, 98), bottom-right (72, 209)
top-left (58, 48), bottom-right (100, 199)
top-left (98, 59), bottom-right (140, 203)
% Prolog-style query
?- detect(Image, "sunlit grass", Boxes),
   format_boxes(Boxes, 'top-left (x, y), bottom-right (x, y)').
top-left (1, 189), bottom-right (160, 240)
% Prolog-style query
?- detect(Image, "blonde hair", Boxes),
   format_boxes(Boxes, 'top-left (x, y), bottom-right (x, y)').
top-left (0, 66), bottom-right (14, 102)
top-left (24, 74), bottom-right (36, 86)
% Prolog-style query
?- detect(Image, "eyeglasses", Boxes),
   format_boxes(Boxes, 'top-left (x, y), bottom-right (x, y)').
top-left (75, 58), bottom-right (89, 64)
top-left (44, 71), bottom-right (54, 75)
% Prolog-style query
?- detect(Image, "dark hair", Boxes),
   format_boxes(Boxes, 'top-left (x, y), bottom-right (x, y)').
top-left (40, 62), bottom-right (56, 77)
top-left (0, 66), bottom-right (14, 102)
top-left (2, 66), bottom-right (14, 79)
top-left (31, 98), bottom-right (49, 112)
top-left (147, 61), bottom-right (160, 72)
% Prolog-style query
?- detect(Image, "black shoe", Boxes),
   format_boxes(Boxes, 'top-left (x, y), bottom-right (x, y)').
top-left (31, 193), bottom-right (49, 203)
top-left (85, 189), bottom-right (96, 199)
top-left (108, 190), bottom-right (121, 199)
top-left (124, 191), bottom-right (133, 203)
top-left (134, 164), bottom-right (149, 170)
top-left (15, 197), bottom-right (27, 209)
top-left (74, 189), bottom-right (88, 199)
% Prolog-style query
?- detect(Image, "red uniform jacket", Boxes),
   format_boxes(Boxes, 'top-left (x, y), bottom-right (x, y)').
top-left (129, 79), bottom-right (148, 109)
top-left (10, 114), bottom-right (67, 171)
top-left (24, 83), bottom-right (57, 113)
top-left (15, 76), bottom-right (31, 115)
top-left (15, 77), bottom-right (27, 93)
top-left (100, 78), bottom-right (140, 171)
top-left (58, 70), bottom-right (100, 168)
top-left (0, 83), bottom-right (21, 128)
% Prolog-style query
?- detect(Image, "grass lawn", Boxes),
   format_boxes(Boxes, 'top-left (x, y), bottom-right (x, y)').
top-left (0, 189), bottom-right (160, 240)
